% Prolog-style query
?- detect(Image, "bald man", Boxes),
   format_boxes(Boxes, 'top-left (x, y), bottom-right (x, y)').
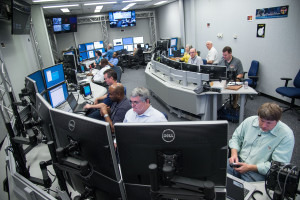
top-left (206, 41), bottom-right (219, 64)
top-left (99, 83), bottom-right (131, 132)
top-left (187, 48), bottom-right (203, 71)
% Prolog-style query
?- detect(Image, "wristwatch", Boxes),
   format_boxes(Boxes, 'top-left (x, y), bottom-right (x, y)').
top-left (104, 114), bottom-right (109, 118)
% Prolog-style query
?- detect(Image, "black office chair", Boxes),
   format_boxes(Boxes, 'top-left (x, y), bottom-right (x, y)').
top-left (111, 65), bottom-right (122, 83)
top-left (243, 60), bottom-right (259, 100)
top-left (275, 69), bottom-right (300, 116)
top-left (131, 54), bottom-right (145, 70)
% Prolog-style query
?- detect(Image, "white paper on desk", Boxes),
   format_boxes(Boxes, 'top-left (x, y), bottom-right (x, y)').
top-left (211, 80), bottom-right (226, 89)
top-left (227, 82), bottom-right (243, 86)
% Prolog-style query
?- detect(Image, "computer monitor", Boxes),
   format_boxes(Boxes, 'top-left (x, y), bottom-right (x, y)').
top-left (63, 54), bottom-right (77, 70)
top-left (50, 109), bottom-right (123, 199)
top-left (169, 59), bottom-right (182, 70)
top-left (85, 43), bottom-right (94, 51)
top-left (170, 38), bottom-right (177, 47)
top-left (34, 93), bottom-right (54, 141)
top-left (47, 82), bottom-right (68, 108)
top-left (25, 76), bottom-right (39, 105)
top-left (113, 38), bottom-right (123, 46)
top-left (114, 45), bottom-right (124, 51)
top-left (181, 63), bottom-right (199, 72)
top-left (63, 51), bottom-right (74, 55)
top-left (124, 44), bottom-right (134, 52)
top-left (43, 64), bottom-right (65, 89)
top-left (133, 36), bottom-right (143, 44)
top-left (87, 50), bottom-right (95, 59)
top-left (96, 48), bottom-right (105, 53)
top-left (200, 65), bottom-right (227, 81)
top-left (93, 41), bottom-right (104, 49)
top-left (79, 52), bottom-right (88, 60)
top-left (78, 44), bottom-right (86, 52)
top-left (114, 121), bottom-right (228, 200)
top-left (156, 40), bottom-right (169, 51)
top-left (123, 37), bottom-right (133, 45)
top-left (180, 48), bottom-right (185, 55)
top-left (27, 70), bottom-right (46, 94)
top-left (168, 48), bottom-right (174, 57)
top-left (145, 44), bottom-right (149, 50)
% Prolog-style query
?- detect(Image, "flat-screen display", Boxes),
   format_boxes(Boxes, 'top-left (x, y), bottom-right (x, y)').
top-left (124, 45), bottom-right (134, 52)
top-left (52, 16), bottom-right (77, 34)
top-left (28, 70), bottom-right (46, 94)
top-left (94, 41), bottom-right (104, 49)
top-left (85, 43), bottom-right (94, 51)
top-left (114, 45), bottom-right (124, 51)
top-left (87, 50), bottom-right (95, 59)
top-left (80, 52), bottom-right (88, 60)
top-left (109, 10), bottom-right (136, 28)
top-left (48, 82), bottom-right (68, 108)
top-left (12, 0), bottom-right (31, 35)
top-left (113, 38), bottom-right (123, 46)
top-left (123, 37), bottom-right (133, 45)
top-left (170, 38), bottom-right (177, 47)
top-left (133, 36), bottom-right (143, 44)
top-left (96, 48), bottom-right (105, 53)
top-left (43, 64), bottom-right (65, 89)
top-left (78, 44), bottom-right (86, 52)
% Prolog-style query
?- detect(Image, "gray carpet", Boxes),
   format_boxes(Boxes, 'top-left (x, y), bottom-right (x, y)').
top-left (121, 67), bottom-right (300, 168)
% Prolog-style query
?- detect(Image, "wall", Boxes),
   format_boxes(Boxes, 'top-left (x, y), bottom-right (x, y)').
top-left (157, 0), bottom-right (300, 105)
top-left (0, 20), bottom-right (40, 100)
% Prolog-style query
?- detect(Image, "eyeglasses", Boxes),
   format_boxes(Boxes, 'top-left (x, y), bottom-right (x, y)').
top-left (130, 100), bottom-right (142, 105)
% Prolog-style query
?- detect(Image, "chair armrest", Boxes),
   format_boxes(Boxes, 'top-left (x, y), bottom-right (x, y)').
top-left (248, 76), bottom-right (259, 80)
top-left (280, 78), bottom-right (292, 87)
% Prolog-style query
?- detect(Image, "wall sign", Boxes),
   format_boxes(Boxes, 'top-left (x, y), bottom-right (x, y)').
top-left (257, 24), bottom-right (265, 38)
top-left (256, 5), bottom-right (289, 19)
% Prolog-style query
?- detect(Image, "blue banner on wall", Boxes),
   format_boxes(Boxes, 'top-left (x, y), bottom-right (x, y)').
top-left (256, 5), bottom-right (289, 19)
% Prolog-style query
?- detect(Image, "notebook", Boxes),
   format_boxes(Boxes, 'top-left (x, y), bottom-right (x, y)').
top-left (226, 174), bottom-right (256, 200)
top-left (67, 93), bottom-right (88, 113)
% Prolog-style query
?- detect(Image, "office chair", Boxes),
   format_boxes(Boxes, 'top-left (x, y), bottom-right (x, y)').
top-left (275, 69), bottom-right (300, 116)
top-left (197, 51), bottom-right (201, 56)
top-left (131, 54), bottom-right (145, 70)
top-left (243, 60), bottom-right (259, 100)
top-left (202, 59), bottom-right (207, 65)
top-left (111, 65), bottom-right (122, 83)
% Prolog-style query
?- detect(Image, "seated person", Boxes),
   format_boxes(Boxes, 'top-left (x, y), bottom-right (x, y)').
top-left (98, 83), bottom-right (131, 133)
top-left (133, 43), bottom-right (143, 58)
top-left (228, 102), bottom-right (294, 182)
top-left (124, 87), bottom-right (168, 123)
top-left (205, 41), bottom-right (219, 64)
top-left (89, 50), bottom-right (102, 69)
top-left (92, 59), bottom-right (111, 84)
top-left (103, 43), bottom-right (114, 61)
top-left (180, 44), bottom-right (192, 63)
top-left (108, 51), bottom-right (119, 67)
top-left (187, 48), bottom-right (203, 71)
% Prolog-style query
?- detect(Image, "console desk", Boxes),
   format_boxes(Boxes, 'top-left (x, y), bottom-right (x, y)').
top-left (145, 60), bottom-right (258, 123)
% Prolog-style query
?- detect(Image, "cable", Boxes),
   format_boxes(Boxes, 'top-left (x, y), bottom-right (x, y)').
top-left (282, 166), bottom-right (296, 199)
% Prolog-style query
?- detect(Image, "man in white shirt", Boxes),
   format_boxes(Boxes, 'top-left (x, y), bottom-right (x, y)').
top-left (123, 87), bottom-right (168, 123)
top-left (187, 48), bottom-right (203, 71)
top-left (92, 58), bottom-right (111, 84)
top-left (206, 41), bottom-right (219, 64)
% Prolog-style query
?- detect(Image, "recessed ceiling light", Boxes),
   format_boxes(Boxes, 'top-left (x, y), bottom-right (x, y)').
top-left (154, 1), bottom-right (167, 6)
top-left (60, 8), bottom-right (70, 13)
top-left (122, 3), bottom-right (136, 11)
top-left (33, 0), bottom-right (61, 2)
top-left (94, 5), bottom-right (103, 13)
top-left (43, 4), bottom-right (79, 8)
top-left (84, 2), bottom-right (117, 6)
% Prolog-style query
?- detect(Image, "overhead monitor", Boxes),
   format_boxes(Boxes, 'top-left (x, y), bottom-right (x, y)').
top-left (78, 44), bottom-right (86, 52)
top-left (124, 44), bottom-right (134, 52)
top-left (47, 82), bottom-right (68, 108)
top-left (114, 45), bottom-right (124, 51)
top-left (109, 10), bottom-right (136, 28)
top-left (170, 38), bottom-right (177, 47)
top-left (34, 93), bottom-right (54, 141)
top-left (87, 50), bottom-right (95, 59)
top-left (43, 63), bottom-right (65, 89)
top-left (113, 38), bottom-right (123, 46)
top-left (114, 121), bottom-right (228, 199)
top-left (27, 70), bottom-right (46, 94)
top-left (49, 109), bottom-right (123, 199)
top-left (80, 52), bottom-right (88, 60)
top-left (133, 36), bottom-right (143, 44)
top-left (122, 37), bottom-right (133, 45)
top-left (93, 41), bottom-right (104, 49)
top-left (181, 63), bottom-right (199, 72)
top-left (25, 76), bottom-right (39, 105)
top-left (200, 65), bottom-right (227, 81)
top-left (85, 43), bottom-right (94, 51)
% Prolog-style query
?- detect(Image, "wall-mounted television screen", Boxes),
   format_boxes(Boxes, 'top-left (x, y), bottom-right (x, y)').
top-left (109, 10), bottom-right (136, 28)
top-left (12, 0), bottom-right (31, 35)
top-left (52, 16), bottom-right (77, 33)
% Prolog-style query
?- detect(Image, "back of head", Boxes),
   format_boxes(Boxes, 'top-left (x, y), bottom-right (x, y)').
top-left (95, 50), bottom-right (102, 57)
top-left (137, 44), bottom-right (141, 49)
top-left (101, 58), bottom-right (108, 66)
top-left (104, 69), bottom-right (117, 81)
top-left (131, 87), bottom-right (150, 102)
top-left (108, 43), bottom-right (113, 49)
top-left (113, 83), bottom-right (125, 96)
top-left (222, 46), bottom-right (232, 54)
top-left (257, 102), bottom-right (282, 121)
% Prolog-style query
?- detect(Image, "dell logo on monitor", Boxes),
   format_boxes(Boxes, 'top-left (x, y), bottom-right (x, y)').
top-left (68, 120), bottom-right (76, 132)
top-left (162, 129), bottom-right (175, 143)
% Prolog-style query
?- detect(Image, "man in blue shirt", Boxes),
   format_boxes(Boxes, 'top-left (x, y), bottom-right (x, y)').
top-left (108, 51), bottom-right (119, 67)
top-left (104, 43), bottom-right (114, 61)
top-left (228, 102), bottom-right (294, 182)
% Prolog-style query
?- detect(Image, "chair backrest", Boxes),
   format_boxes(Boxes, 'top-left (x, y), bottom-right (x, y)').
top-left (294, 69), bottom-right (300, 88)
top-left (248, 60), bottom-right (259, 76)
top-left (112, 66), bottom-right (122, 83)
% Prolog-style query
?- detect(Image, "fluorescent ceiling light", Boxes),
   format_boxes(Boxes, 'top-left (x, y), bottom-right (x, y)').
top-left (33, 0), bottom-right (61, 2)
top-left (122, 3), bottom-right (136, 10)
top-left (122, 0), bottom-right (149, 2)
top-left (43, 4), bottom-right (79, 8)
top-left (60, 8), bottom-right (70, 12)
top-left (154, 1), bottom-right (167, 5)
top-left (84, 2), bottom-right (117, 6)
top-left (94, 5), bottom-right (103, 13)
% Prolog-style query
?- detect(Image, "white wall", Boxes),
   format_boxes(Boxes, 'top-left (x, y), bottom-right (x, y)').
top-left (157, 0), bottom-right (300, 105)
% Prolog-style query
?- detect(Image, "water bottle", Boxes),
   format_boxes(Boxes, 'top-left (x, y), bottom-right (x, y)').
top-left (244, 81), bottom-right (248, 89)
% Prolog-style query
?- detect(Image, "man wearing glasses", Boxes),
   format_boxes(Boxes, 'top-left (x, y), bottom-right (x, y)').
top-left (187, 48), bottom-right (203, 71)
top-left (123, 87), bottom-right (168, 123)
